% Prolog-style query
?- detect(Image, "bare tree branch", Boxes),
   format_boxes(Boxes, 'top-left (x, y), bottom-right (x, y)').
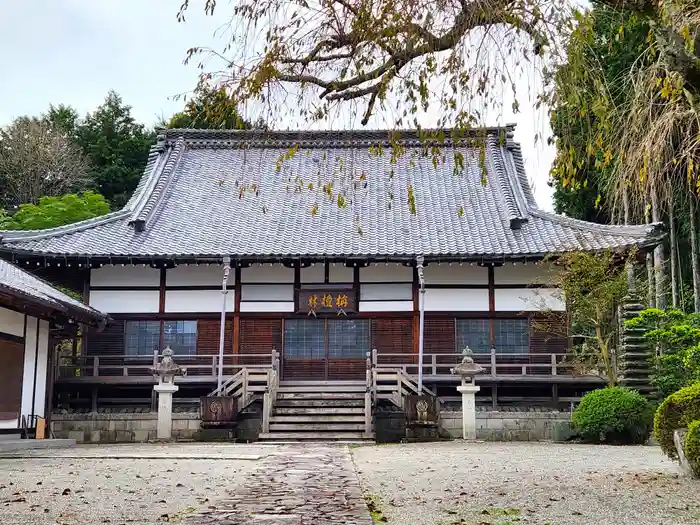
top-left (0, 118), bottom-right (92, 207)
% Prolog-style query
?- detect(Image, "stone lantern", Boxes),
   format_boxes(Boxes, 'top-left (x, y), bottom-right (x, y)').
top-left (450, 346), bottom-right (484, 440)
top-left (149, 347), bottom-right (186, 440)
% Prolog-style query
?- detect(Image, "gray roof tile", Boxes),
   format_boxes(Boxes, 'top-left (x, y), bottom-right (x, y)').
top-left (0, 127), bottom-right (663, 261)
top-left (0, 259), bottom-right (108, 324)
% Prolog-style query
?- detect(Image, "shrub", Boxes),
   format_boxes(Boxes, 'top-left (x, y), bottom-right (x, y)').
top-left (685, 420), bottom-right (700, 476)
top-left (572, 387), bottom-right (654, 444)
top-left (653, 381), bottom-right (700, 458)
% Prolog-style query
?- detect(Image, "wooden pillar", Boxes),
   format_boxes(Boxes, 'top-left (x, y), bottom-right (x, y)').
top-left (487, 265), bottom-right (495, 345)
top-left (91, 387), bottom-right (98, 412)
top-left (233, 267), bottom-right (241, 354)
top-left (158, 267), bottom-right (166, 349)
top-left (412, 265), bottom-right (419, 357)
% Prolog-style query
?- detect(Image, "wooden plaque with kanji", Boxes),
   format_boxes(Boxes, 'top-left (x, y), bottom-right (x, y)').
top-left (297, 287), bottom-right (357, 314)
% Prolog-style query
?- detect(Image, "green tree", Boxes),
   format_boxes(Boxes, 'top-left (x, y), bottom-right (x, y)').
top-left (549, 6), bottom-right (651, 222)
top-left (0, 191), bottom-right (110, 230)
top-left (76, 91), bottom-right (154, 209)
top-left (168, 83), bottom-right (262, 130)
top-left (44, 104), bottom-right (81, 138)
top-left (537, 251), bottom-right (632, 386)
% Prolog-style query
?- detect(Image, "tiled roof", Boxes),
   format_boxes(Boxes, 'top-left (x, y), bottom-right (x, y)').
top-left (0, 127), bottom-right (663, 262)
top-left (0, 259), bottom-right (108, 325)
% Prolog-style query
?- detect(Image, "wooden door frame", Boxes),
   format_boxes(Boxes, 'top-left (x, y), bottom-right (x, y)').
top-left (281, 317), bottom-right (369, 381)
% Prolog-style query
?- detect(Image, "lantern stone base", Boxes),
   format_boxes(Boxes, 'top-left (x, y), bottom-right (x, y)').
top-left (456, 384), bottom-right (480, 440)
top-left (154, 383), bottom-right (179, 440)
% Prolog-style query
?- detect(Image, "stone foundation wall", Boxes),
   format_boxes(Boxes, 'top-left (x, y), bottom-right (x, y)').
top-left (52, 407), bottom-right (571, 443)
top-left (441, 408), bottom-right (572, 441)
top-left (51, 410), bottom-right (200, 443)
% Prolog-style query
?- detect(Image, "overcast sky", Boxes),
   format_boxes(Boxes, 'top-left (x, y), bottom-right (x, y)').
top-left (0, 0), bottom-right (555, 210)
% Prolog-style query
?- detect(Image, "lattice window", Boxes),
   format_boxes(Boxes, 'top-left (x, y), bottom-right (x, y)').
top-left (124, 320), bottom-right (161, 357)
top-left (493, 319), bottom-right (529, 354)
top-left (283, 319), bottom-right (325, 359)
top-left (163, 320), bottom-right (197, 355)
top-left (455, 319), bottom-right (491, 354)
top-left (328, 320), bottom-right (370, 358)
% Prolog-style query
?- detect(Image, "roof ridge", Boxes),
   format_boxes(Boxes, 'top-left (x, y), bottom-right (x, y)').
top-left (486, 136), bottom-right (528, 229)
top-left (163, 126), bottom-right (517, 147)
top-left (129, 138), bottom-right (185, 231)
top-left (507, 142), bottom-right (539, 209)
top-left (531, 208), bottom-right (664, 237)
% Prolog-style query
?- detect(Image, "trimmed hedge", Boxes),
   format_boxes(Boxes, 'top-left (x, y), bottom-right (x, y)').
top-left (684, 420), bottom-right (700, 476)
top-left (653, 381), bottom-right (700, 458)
top-left (572, 387), bottom-right (654, 444)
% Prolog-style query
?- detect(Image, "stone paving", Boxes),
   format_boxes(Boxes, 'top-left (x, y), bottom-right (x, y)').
top-left (184, 445), bottom-right (374, 525)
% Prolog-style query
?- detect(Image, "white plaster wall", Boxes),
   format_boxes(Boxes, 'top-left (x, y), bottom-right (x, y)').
top-left (165, 290), bottom-right (234, 313)
top-left (20, 316), bottom-right (49, 419)
top-left (424, 288), bottom-right (489, 311)
top-left (329, 264), bottom-right (353, 282)
top-left (91, 265), bottom-right (160, 287)
top-left (359, 301), bottom-right (414, 312)
top-left (423, 264), bottom-right (488, 285)
top-left (493, 263), bottom-right (558, 285)
top-left (494, 288), bottom-right (565, 312)
top-left (300, 264), bottom-right (354, 283)
top-left (166, 265), bottom-right (224, 286)
top-left (360, 283), bottom-right (412, 301)
top-left (360, 263), bottom-right (413, 282)
top-left (89, 290), bottom-right (160, 313)
top-left (241, 264), bottom-right (294, 283)
top-left (239, 302), bottom-right (295, 313)
top-left (33, 320), bottom-right (49, 418)
top-left (241, 285), bottom-right (294, 301)
top-left (300, 264), bottom-right (324, 283)
top-left (0, 306), bottom-right (25, 337)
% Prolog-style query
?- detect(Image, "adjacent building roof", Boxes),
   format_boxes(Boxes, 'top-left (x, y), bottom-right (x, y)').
top-left (0, 259), bottom-right (108, 326)
top-left (0, 127), bottom-right (663, 263)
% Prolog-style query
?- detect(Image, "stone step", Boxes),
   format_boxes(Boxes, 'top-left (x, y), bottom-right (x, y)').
top-left (277, 392), bottom-right (366, 400)
top-left (269, 423), bottom-right (366, 432)
top-left (279, 380), bottom-right (365, 386)
top-left (275, 399), bottom-right (366, 409)
top-left (274, 406), bottom-right (365, 415)
top-left (258, 432), bottom-right (372, 441)
top-left (277, 385), bottom-right (367, 393)
top-left (271, 415), bottom-right (366, 423)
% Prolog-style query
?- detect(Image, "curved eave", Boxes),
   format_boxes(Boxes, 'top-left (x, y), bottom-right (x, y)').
top-left (0, 284), bottom-right (109, 329)
top-left (0, 241), bottom-right (661, 266)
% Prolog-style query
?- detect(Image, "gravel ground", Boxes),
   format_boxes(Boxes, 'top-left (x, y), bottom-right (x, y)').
top-left (0, 444), bottom-right (281, 525)
top-left (351, 442), bottom-right (700, 525)
top-left (2, 442), bottom-right (698, 525)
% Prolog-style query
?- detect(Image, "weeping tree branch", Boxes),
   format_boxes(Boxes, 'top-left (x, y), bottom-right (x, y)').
top-left (273, 0), bottom-right (549, 120)
top-left (180, 0), bottom-right (566, 130)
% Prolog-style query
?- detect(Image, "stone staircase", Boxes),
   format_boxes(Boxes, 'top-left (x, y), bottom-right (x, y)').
top-left (258, 380), bottom-right (374, 442)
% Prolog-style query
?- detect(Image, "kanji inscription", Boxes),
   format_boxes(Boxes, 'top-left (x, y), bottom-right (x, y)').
top-left (297, 288), bottom-right (357, 314)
